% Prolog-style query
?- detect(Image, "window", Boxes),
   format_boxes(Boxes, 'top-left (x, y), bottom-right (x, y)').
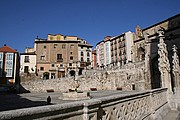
top-left (87, 58), bottom-right (90, 62)
top-left (57, 54), bottom-right (63, 62)
top-left (54, 44), bottom-right (57, 48)
top-left (0, 61), bottom-right (2, 77)
top-left (81, 57), bottom-right (84, 62)
top-left (24, 56), bottom-right (29, 63)
top-left (70, 44), bottom-right (74, 49)
top-left (0, 52), bottom-right (3, 60)
top-left (70, 52), bottom-right (73, 55)
top-left (81, 46), bottom-right (83, 49)
top-left (24, 66), bottom-right (29, 73)
top-left (40, 56), bottom-right (45, 60)
top-left (70, 56), bottom-right (73, 60)
top-left (6, 53), bottom-right (13, 60)
top-left (81, 52), bottom-right (83, 56)
top-left (5, 53), bottom-right (14, 77)
top-left (51, 64), bottom-right (55, 67)
top-left (40, 67), bottom-right (44, 71)
top-left (60, 64), bottom-right (63, 67)
top-left (51, 73), bottom-right (56, 79)
top-left (62, 44), bottom-right (66, 49)
top-left (0, 53), bottom-right (3, 77)
top-left (69, 63), bottom-right (72, 66)
top-left (44, 46), bottom-right (46, 49)
top-left (87, 52), bottom-right (90, 57)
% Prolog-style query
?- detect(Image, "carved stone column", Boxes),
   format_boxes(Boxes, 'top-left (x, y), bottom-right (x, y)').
top-left (157, 28), bottom-right (172, 94)
top-left (172, 45), bottom-right (180, 90)
top-left (169, 45), bottom-right (180, 110)
top-left (144, 32), bottom-right (151, 89)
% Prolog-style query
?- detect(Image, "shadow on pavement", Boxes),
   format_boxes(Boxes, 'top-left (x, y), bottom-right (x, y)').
top-left (0, 92), bottom-right (50, 112)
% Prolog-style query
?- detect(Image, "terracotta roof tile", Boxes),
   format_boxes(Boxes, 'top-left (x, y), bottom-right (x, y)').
top-left (0, 45), bottom-right (17, 53)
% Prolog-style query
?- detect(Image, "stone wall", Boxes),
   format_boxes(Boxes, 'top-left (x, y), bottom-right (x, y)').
top-left (21, 62), bottom-right (146, 93)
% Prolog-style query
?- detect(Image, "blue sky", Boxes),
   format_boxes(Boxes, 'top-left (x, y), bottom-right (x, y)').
top-left (0, 0), bottom-right (180, 52)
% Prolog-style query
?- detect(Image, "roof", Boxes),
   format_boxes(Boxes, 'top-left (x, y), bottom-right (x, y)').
top-left (143, 14), bottom-right (180, 31)
top-left (78, 43), bottom-right (93, 47)
top-left (20, 52), bottom-right (36, 55)
top-left (0, 45), bottom-right (17, 53)
top-left (34, 40), bottom-right (79, 43)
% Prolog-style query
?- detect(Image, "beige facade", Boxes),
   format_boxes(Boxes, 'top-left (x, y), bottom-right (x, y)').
top-left (35, 34), bottom-right (92, 79)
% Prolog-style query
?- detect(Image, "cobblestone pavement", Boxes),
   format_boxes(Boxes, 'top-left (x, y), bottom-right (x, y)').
top-left (0, 90), bottom-right (136, 112)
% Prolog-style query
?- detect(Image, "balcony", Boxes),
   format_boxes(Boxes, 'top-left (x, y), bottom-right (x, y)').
top-left (24, 60), bottom-right (30, 63)
top-left (57, 58), bottom-right (63, 62)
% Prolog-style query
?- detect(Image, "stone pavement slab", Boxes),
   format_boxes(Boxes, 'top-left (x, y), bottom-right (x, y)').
top-left (164, 110), bottom-right (180, 120)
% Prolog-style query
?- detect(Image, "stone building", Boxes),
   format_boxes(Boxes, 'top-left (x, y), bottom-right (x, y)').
top-left (34, 34), bottom-right (92, 79)
top-left (133, 14), bottom-right (180, 90)
top-left (78, 38), bottom-right (93, 73)
top-left (94, 14), bottom-right (180, 91)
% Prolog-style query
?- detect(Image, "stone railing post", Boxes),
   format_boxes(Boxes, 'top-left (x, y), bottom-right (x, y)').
top-left (149, 91), bottom-right (155, 119)
top-left (149, 88), bottom-right (169, 120)
top-left (83, 99), bottom-right (101, 120)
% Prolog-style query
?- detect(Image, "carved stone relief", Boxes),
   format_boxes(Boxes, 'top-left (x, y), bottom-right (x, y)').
top-left (158, 28), bottom-right (172, 94)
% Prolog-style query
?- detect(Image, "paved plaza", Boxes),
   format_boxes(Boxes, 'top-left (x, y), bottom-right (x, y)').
top-left (0, 90), bottom-right (136, 112)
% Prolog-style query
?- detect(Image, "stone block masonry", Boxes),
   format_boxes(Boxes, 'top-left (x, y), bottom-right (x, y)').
top-left (21, 62), bottom-right (146, 93)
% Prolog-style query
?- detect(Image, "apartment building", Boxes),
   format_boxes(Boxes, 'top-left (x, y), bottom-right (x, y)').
top-left (78, 38), bottom-right (92, 73)
top-left (92, 49), bottom-right (97, 69)
top-left (34, 34), bottom-right (92, 79)
top-left (20, 48), bottom-right (36, 74)
top-left (96, 36), bottom-right (111, 67)
top-left (96, 32), bottom-right (134, 68)
top-left (0, 45), bottom-right (19, 85)
top-left (110, 31), bottom-right (134, 65)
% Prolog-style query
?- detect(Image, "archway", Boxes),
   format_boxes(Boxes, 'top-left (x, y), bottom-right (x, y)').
top-left (69, 70), bottom-right (75, 76)
top-left (78, 68), bottom-right (83, 75)
top-left (137, 47), bottom-right (145, 61)
top-left (43, 72), bottom-right (49, 80)
top-left (151, 55), bottom-right (161, 89)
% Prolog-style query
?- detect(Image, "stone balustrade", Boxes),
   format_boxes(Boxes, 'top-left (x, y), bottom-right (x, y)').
top-left (0, 88), bottom-right (169, 120)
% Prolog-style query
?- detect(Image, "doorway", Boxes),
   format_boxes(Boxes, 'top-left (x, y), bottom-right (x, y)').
top-left (43, 72), bottom-right (49, 80)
